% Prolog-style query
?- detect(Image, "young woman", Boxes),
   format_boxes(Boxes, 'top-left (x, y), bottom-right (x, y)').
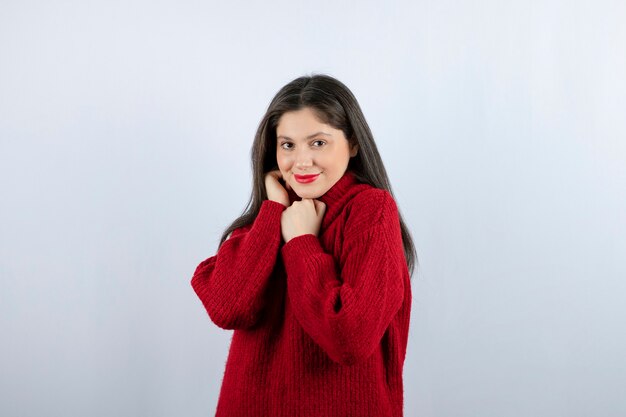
top-left (191, 74), bottom-right (417, 417)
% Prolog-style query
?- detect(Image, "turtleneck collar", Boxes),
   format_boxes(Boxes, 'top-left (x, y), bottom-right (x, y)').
top-left (318, 170), bottom-right (358, 208)
top-left (286, 170), bottom-right (361, 230)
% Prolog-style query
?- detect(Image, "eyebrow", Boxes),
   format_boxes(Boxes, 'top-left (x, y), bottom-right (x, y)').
top-left (276, 131), bottom-right (332, 141)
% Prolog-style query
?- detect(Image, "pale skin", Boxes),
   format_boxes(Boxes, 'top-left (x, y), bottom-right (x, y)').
top-left (264, 107), bottom-right (358, 243)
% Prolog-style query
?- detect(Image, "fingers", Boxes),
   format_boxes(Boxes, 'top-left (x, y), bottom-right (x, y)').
top-left (313, 199), bottom-right (326, 217)
top-left (268, 169), bottom-right (281, 178)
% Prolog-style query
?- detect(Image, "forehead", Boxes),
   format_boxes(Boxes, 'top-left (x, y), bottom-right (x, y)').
top-left (276, 108), bottom-right (334, 139)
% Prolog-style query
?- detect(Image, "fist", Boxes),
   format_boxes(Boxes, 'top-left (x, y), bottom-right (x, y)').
top-left (264, 169), bottom-right (290, 207)
top-left (281, 198), bottom-right (326, 243)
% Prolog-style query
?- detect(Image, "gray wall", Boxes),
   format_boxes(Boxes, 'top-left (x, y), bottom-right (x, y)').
top-left (1, 1), bottom-right (625, 416)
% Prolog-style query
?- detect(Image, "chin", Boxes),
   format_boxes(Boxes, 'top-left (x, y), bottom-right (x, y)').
top-left (294, 189), bottom-right (321, 199)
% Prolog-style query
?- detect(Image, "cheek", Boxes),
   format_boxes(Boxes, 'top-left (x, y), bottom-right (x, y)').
top-left (276, 153), bottom-right (291, 168)
top-left (316, 152), bottom-right (337, 166)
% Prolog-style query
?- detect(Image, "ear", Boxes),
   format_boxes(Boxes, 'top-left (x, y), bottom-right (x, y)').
top-left (350, 142), bottom-right (359, 157)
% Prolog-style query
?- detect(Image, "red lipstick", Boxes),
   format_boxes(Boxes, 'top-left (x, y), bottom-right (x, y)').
top-left (294, 173), bottom-right (321, 184)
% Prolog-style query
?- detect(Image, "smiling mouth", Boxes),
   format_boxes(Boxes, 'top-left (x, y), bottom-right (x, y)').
top-left (294, 173), bottom-right (321, 183)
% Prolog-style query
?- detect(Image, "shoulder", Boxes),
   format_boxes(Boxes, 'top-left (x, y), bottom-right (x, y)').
top-left (344, 186), bottom-right (398, 238)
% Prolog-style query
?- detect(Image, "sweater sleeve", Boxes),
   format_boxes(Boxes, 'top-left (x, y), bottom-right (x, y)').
top-left (280, 191), bottom-right (405, 366)
top-left (191, 199), bottom-right (286, 330)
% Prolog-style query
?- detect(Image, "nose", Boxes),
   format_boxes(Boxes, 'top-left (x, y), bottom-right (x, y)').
top-left (294, 147), bottom-right (313, 169)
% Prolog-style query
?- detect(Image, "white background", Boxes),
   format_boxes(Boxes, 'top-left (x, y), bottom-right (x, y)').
top-left (1, 1), bottom-right (625, 416)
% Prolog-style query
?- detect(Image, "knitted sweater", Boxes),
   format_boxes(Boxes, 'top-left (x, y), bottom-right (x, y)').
top-left (191, 170), bottom-right (412, 417)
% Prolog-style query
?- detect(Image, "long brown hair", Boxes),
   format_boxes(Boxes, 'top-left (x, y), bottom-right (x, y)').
top-left (218, 73), bottom-right (418, 278)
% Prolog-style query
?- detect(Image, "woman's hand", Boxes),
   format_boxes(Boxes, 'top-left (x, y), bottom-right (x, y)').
top-left (264, 169), bottom-right (290, 207)
top-left (281, 198), bottom-right (326, 243)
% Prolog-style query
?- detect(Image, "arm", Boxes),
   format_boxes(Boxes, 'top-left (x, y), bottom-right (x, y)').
top-left (191, 199), bottom-right (286, 330)
top-left (280, 191), bottom-right (405, 365)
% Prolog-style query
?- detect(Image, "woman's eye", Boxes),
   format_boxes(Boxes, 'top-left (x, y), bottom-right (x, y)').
top-left (280, 141), bottom-right (325, 150)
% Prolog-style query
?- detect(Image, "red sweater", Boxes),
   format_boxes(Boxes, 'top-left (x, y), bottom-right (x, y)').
top-left (191, 170), bottom-right (412, 417)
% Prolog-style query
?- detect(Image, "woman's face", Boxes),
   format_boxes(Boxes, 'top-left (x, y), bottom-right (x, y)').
top-left (276, 107), bottom-right (358, 200)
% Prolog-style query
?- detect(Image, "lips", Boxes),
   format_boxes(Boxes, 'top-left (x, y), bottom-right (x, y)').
top-left (294, 173), bottom-right (321, 183)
